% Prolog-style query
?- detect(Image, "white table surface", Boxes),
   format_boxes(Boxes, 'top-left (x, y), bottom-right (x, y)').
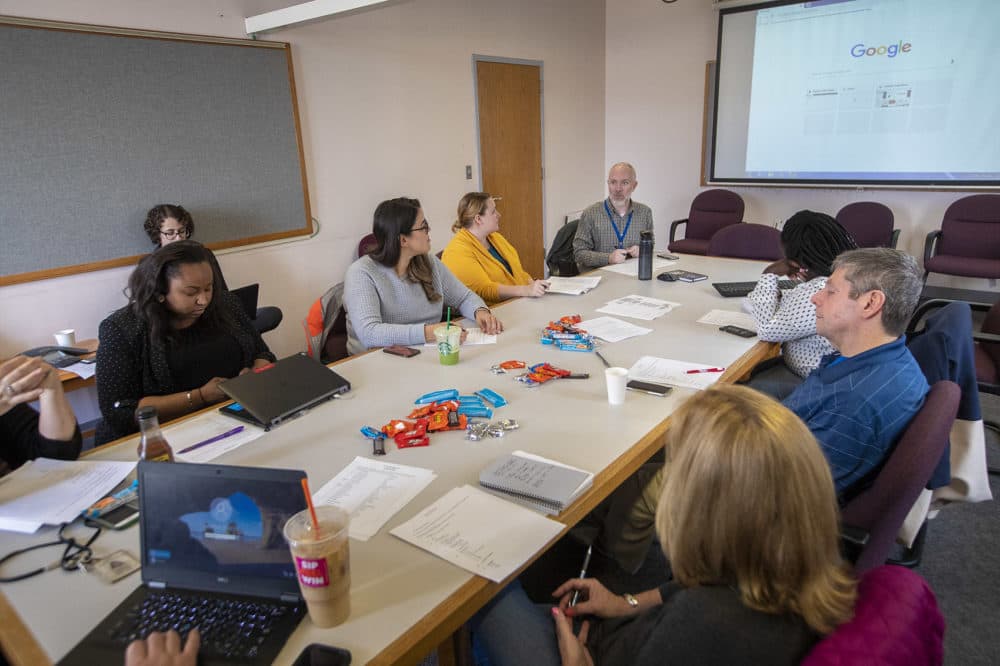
top-left (0, 254), bottom-right (773, 665)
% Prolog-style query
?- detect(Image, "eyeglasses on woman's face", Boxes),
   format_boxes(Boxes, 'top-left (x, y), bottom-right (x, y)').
top-left (160, 228), bottom-right (190, 239)
top-left (409, 221), bottom-right (431, 234)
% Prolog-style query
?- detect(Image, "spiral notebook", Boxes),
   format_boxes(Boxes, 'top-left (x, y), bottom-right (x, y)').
top-left (479, 451), bottom-right (593, 515)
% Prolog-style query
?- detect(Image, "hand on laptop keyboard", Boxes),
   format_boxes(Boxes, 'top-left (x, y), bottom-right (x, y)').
top-left (125, 628), bottom-right (200, 666)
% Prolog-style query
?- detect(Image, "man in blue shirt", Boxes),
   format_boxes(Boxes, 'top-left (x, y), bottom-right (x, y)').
top-left (601, 248), bottom-right (928, 573)
top-left (783, 247), bottom-right (928, 494)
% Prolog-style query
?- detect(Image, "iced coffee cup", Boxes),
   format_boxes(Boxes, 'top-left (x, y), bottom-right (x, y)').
top-left (283, 506), bottom-right (351, 627)
top-left (434, 325), bottom-right (461, 366)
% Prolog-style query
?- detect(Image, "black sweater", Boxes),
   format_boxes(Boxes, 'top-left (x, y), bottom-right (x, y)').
top-left (1, 403), bottom-right (82, 471)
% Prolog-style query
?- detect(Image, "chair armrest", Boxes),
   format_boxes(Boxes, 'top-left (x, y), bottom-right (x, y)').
top-left (890, 228), bottom-right (901, 249)
top-left (973, 331), bottom-right (1000, 345)
top-left (839, 523), bottom-right (870, 565)
top-left (669, 218), bottom-right (688, 243)
top-left (907, 298), bottom-right (953, 334)
top-left (924, 229), bottom-right (942, 265)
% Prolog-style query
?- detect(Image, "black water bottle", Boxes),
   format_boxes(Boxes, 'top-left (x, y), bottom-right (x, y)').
top-left (638, 230), bottom-right (654, 280)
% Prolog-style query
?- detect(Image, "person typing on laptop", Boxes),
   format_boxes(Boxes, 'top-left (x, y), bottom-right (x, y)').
top-left (126, 629), bottom-right (200, 666)
top-left (96, 241), bottom-right (275, 444)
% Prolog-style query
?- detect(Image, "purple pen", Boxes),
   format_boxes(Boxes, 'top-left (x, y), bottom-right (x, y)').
top-left (177, 425), bottom-right (245, 454)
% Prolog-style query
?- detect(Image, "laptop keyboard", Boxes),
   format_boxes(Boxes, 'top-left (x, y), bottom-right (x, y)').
top-left (713, 280), bottom-right (796, 297)
top-left (105, 592), bottom-right (297, 660)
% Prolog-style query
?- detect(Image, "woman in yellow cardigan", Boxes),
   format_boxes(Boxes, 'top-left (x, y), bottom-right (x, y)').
top-left (441, 192), bottom-right (550, 306)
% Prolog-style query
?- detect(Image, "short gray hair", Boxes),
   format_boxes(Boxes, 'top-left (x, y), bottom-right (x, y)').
top-left (609, 162), bottom-right (637, 180)
top-left (832, 248), bottom-right (922, 336)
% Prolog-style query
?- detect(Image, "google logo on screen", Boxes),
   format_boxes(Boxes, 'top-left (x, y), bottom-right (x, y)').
top-left (851, 41), bottom-right (912, 57)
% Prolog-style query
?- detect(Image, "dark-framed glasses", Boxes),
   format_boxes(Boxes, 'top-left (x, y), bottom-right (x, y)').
top-left (160, 228), bottom-right (190, 239)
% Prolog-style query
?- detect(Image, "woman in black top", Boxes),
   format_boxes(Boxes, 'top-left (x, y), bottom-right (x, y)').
top-left (472, 385), bottom-right (857, 666)
top-left (95, 241), bottom-right (275, 445)
top-left (0, 356), bottom-right (81, 473)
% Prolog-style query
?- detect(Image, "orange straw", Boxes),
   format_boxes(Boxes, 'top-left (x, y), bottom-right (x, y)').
top-left (300, 477), bottom-right (321, 537)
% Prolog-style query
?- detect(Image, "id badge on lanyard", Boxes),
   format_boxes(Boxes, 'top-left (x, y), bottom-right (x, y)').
top-left (604, 200), bottom-right (632, 250)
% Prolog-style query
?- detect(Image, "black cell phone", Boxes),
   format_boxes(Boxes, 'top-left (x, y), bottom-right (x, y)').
top-left (90, 501), bottom-right (140, 530)
top-left (292, 644), bottom-right (352, 666)
top-left (656, 252), bottom-right (679, 260)
top-left (383, 345), bottom-right (420, 358)
top-left (719, 325), bottom-right (757, 338)
top-left (626, 380), bottom-right (672, 397)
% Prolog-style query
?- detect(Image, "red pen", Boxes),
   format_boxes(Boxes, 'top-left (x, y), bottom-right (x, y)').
top-left (686, 367), bottom-right (725, 374)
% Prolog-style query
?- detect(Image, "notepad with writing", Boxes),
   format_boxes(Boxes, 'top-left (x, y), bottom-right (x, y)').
top-left (479, 451), bottom-right (593, 514)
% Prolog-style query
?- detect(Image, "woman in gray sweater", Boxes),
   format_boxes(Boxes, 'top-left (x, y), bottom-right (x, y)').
top-left (344, 197), bottom-right (504, 355)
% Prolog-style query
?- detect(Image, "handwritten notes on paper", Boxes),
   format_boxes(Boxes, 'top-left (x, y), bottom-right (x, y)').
top-left (313, 457), bottom-right (436, 541)
top-left (390, 485), bottom-right (563, 582)
top-left (696, 309), bottom-right (757, 331)
top-left (545, 276), bottom-right (602, 295)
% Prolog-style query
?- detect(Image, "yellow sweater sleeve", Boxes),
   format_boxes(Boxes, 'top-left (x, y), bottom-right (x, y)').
top-left (441, 230), bottom-right (532, 306)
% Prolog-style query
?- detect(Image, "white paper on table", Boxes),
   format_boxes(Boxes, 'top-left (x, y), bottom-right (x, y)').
top-left (169, 413), bottom-right (266, 463)
top-left (62, 361), bottom-right (96, 380)
top-left (545, 276), bottom-right (602, 295)
top-left (598, 256), bottom-right (675, 276)
top-left (424, 327), bottom-right (496, 346)
top-left (0, 459), bottom-right (136, 533)
top-left (628, 356), bottom-right (726, 391)
top-left (391, 485), bottom-right (563, 582)
top-left (313, 456), bottom-right (437, 541)
top-left (577, 316), bottom-right (653, 342)
top-left (595, 295), bottom-right (680, 321)
top-left (696, 310), bottom-right (758, 331)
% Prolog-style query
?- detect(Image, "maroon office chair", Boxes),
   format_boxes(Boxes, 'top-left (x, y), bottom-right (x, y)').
top-left (667, 189), bottom-right (744, 255)
top-left (802, 565), bottom-right (944, 666)
top-left (358, 233), bottom-right (378, 258)
top-left (706, 223), bottom-right (783, 261)
top-left (839, 381), bottom-right (960, 574)
top-left (924, 194), bottom-right (1000, 280)
top-left (836, 201), bottom-right (899, 248)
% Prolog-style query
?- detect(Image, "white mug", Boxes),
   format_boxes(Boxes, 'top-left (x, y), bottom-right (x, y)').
top-left (605, 367), bottom-right (628, 405)
top-left (54, 329), bottom-right (76, 347)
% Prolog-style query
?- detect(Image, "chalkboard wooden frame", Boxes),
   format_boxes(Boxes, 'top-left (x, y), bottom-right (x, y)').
top-left (0, 16), bottom-right (313, 286)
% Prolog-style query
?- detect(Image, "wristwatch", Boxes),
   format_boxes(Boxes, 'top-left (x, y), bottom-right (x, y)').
top-left (622, 592), bottom-right (639, 609)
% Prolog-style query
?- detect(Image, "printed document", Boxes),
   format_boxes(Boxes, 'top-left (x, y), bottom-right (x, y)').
top-left (0, 459), bottom-right (136, 533)
top-left (628, 356), bottom-right (726, 391)
top-left (596, 295), bottom-right (680, 321)
top-left (599, 257), bottom-right (675, 277)
top-left (696, 310), bottom-right (757, 331)
top-left (390, 485), bottom-right (563, 582)
top-left (170, 413), bottom-right (265, 463)
top-left (577, 316), bottom-right (652, 342)
top-left (313, 457), bottom-right (436, 541)
top-left (545, 276), bottom-right (602, 295)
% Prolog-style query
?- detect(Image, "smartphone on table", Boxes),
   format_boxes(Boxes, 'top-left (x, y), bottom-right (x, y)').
top-left (626, 380), bottom-right (672, 397)
top-left (383, 345), bottom-right (420, 358)
top-left (90, 501), bottom-right (140, 530)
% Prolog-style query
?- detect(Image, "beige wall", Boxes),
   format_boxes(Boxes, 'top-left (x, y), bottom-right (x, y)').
top-left (604, 0), bottom-right (994, 291)
top-left (0, 0), bottom-right (606, 359)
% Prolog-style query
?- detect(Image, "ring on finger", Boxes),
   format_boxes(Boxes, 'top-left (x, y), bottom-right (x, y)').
top-left (3, 384), bottom-right (15, 396)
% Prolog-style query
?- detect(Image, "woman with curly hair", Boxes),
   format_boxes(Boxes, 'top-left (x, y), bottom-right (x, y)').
top-left (472, 385), bottom-right (857, 666)
top-left (95, 240), bottom-right (274, 444)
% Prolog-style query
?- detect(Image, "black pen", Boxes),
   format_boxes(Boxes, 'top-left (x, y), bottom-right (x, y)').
top-left (594, 351), bottom-right (612, 369)
top-left (570, 545), bottom-right (593, 607)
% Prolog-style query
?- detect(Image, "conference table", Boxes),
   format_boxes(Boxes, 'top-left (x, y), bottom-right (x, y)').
top-left (0, 254), bottom-right (779, 666)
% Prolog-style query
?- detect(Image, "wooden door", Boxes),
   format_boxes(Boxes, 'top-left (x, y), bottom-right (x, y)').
top-left (476, 60), bottom-right (544, 277)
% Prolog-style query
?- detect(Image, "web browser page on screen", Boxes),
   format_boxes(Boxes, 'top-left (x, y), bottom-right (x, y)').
top-left (714, 0), bottom-right (1000, 184)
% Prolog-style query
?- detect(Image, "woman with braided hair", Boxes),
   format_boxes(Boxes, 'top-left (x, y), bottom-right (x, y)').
top-left (744, 210), bottom-right (857, 397)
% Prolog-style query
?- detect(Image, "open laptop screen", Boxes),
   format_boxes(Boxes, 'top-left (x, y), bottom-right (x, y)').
top-left (138, 461), bottom-right (307, 598)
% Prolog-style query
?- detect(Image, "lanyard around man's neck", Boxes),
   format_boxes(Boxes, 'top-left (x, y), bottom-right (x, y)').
top-left (604, 200), bottom-right (633, 249)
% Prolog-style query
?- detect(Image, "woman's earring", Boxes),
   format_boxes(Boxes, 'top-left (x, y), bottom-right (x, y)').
top-left (157, 295), bottom-right (165, 302)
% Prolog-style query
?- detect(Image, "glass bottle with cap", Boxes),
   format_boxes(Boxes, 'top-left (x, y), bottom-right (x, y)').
top-left (136, 406), bottom-right (175, 462)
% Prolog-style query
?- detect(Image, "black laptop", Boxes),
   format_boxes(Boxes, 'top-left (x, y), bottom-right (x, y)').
top-left (219, 353), bottom-right (351, 431)
top-left (712, 279), bottom-right (797, 298)
top-left (60, 461), bottom-right (308, 665)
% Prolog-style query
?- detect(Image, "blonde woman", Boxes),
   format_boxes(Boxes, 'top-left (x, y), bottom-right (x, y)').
top-left (471, 385), bottom-right (856, 666)
top-left (441, 192), bottom-right (549, 306)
